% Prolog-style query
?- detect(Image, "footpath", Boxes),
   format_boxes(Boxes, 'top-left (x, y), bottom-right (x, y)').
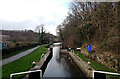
top-left (2, 46), bottom-right (41, 66)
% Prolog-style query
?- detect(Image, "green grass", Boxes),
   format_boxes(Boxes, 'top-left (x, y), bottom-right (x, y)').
top-left (90, 60), bottom-right (120, 78)
top-left (2, 45), bottom-right (48, 79)
top-left (90, 60), bottom-right (113, 72)
top-left (44, 44), bottom-right (50, 47)
top-left (74, 51), bottom-right (89, 62)
top-left (2, 46), bottom-right (36, 59)
top-left (3, 44), bottom-right (50, 59)
top-left (74, 51), bottom-right (120, 79)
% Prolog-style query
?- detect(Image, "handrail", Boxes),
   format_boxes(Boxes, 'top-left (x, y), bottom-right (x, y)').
top-left (10, 70), bottom-right (42, 79)
top-left (92, 70), bottom-right (120, 79)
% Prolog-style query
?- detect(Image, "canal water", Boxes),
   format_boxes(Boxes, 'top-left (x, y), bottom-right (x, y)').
top-left (43, 43), bottom-right (86, 79)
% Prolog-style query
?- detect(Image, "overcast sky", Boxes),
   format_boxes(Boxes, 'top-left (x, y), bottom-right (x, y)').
top-left (0, 0), bottom-right (72, 35)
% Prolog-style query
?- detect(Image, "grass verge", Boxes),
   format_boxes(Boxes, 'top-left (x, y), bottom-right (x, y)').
top-left (74, 51), bottom-right (88, 62)
top-left (74, 51), bottom-right (120, 79)
top-left (2, 45), bottom-right (48, 79)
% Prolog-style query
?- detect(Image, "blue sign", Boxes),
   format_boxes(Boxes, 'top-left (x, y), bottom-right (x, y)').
top-left (0, 42), bottom-right (2, 50)
top-left (88, 45), bottom-right (91, 52)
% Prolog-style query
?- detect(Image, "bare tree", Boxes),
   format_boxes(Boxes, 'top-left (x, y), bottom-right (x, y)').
top-left (35, 24), bottom-right (45, 44)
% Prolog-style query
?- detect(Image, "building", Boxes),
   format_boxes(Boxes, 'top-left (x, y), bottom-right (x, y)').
top-left (0, 35), bottom-right (9, 42)
top-left (0, 35), bottom-right (9, 49)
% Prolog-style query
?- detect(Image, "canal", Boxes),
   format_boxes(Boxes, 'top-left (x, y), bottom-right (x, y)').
top-left (43, 43), bottom-right (86, 79)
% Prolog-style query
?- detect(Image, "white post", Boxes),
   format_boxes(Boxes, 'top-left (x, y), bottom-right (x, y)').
top-left (92, 70), bottom-right (95, 79)
top-left (40, 70), bottom-right (42, 79)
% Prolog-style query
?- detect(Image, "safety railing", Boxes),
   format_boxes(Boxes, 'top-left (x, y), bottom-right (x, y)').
top-left (10, 70), bottom-right (42, 79)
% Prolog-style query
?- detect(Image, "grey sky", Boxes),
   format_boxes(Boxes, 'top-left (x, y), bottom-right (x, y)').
top-left (0, 0), bottom-right (72, 35)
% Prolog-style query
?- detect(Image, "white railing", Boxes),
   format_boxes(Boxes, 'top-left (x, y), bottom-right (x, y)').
top-left (10, 70), bottom-right (42, 79)
top-left (92, 70), bottom-right (120, 79)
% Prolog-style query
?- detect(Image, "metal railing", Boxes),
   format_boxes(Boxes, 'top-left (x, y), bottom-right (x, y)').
top-left (10, 70), bottom-right (42, 79)
top-left (92, 70), bottom-right (120, 79)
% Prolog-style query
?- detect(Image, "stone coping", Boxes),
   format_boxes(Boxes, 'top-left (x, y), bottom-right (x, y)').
top-left (68, 51), bottom-right (94, 79)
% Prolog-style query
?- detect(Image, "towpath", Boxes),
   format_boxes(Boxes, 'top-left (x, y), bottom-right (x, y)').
top-left (2, 45), bottom-right (41, 66)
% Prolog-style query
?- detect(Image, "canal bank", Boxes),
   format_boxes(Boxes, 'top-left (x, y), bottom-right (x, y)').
top-left (25, 43), bottom-right (88, 79)
top-left (68, 51), bottom-right (94, 79)
top-left (43, 43), bottom-right (86, 79)
top-left (24, 47), bottom-right (52, 79)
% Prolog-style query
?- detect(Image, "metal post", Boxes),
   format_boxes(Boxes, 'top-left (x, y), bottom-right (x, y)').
top-left (40, 70), bottom-right (42, 79)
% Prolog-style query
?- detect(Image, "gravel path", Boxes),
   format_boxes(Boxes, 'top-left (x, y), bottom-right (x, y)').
top-left (2, 46), bottom-right (41, 66)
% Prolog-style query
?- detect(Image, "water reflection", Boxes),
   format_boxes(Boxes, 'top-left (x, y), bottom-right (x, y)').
top-left (43, 44), bottom-right (85, 79)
